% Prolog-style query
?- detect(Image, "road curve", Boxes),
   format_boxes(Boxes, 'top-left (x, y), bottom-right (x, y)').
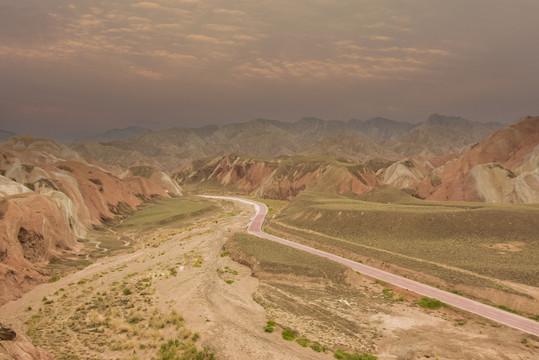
top-left (201, 195), bottom-right (539, 336)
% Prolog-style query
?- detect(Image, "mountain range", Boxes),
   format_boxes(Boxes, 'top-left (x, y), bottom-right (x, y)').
top-left (176, 116), bottom-right (539, 203)
top-left (70, 114), bottom-right (503, 171)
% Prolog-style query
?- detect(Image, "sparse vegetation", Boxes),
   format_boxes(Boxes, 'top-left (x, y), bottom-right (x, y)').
top-left (268, 191), bottom-right (539, 290)
top-left (334, 350), bottom-right (378, 360)
top-left (25, 269), bottom-right (209, 360)
top-left (118, 197), bottom-right (215, 231)
top-left (264, 320), bottom-right (276, 333)
top-left (282, 328), bottom-right (296, 340)
top-left (264, 325), bottom-right (274, 333)
top-left (48, 275), bottom-right (62, 283)
top-left (129, 165), bottom-right (155, 178)
top-left (296, 338), bottom-right (310, 347)
top-left (417, 297), bottom-right (444, 309)
top-left (310, 342), bottom-right (326, 352)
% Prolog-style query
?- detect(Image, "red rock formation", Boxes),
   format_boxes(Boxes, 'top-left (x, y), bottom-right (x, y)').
top-left (0, 136), bottom-right (183, 305)
top-left (417, 116), bottom-right (539, 202)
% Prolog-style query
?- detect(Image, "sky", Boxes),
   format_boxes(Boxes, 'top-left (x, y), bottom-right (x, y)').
top-left (1, 0), bottom-right (538, 140)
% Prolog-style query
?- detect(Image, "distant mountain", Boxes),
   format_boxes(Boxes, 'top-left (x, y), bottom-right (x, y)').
top-left (176, 116), bottom-right (537, 204)
top-left (73, 126), bottom-right (147, 143)
top-left (348, 117), bottom-right (418, 140)
top-left (71, 114), bottom-right (505, 171)
top-left (0, 129), bottom-right (17, 142)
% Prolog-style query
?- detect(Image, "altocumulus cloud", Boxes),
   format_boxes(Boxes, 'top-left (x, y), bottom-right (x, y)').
top-left (0, 0), bottom-right (538, 139)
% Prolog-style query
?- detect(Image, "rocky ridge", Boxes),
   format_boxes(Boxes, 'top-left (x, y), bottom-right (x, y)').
top-left (0, 136), bottom-right (182, 305)
top-left (71, 114), bottom-right (503, 171)
top-left (178, 117), bottom-right (538, 203)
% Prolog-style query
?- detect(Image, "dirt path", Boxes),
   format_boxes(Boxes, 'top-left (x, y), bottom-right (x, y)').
top-left (207, 196), bottom-right (539, 337)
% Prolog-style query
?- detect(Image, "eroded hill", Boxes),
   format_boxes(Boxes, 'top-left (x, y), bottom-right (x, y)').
top-left (0, 136), bottom-right (182, 305)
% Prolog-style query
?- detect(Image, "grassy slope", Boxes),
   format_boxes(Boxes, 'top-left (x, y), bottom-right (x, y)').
top-left (227, 233), bottom-right (350, 285)
top-left (270, 188), bottom-right (539, 287)
top-left (118, 196), bottom-right (216, 231)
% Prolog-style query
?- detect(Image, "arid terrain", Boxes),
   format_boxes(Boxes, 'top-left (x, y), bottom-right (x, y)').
top-left (0, 115), bottom-right (538, 359)
top-left (1, 197), bottom-right (537, 359)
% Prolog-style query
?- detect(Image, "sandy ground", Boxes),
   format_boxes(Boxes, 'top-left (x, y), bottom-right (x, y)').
top-left (0, 202), bottom-right (329, 359)
top-left (0, 200), bottom-right (537, 359)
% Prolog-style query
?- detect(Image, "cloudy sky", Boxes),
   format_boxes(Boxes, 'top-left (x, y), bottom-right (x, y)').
top-left (1, 0), bottom-right (538, 140)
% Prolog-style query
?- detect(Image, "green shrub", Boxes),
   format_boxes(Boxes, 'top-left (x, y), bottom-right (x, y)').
top-left (263, 325), bottom-right (274, 333)
top-left (157, 339), bottom-right (215, 360)
top-left (334, 350), bottom-right (378, 360)
top-left (266, 320), bottom-right (276, 327)
top-left (310, 342), bottom-right (325, 352)
top-left (282, 329), bottom-right (296, 341)
top-left (296, 338), bottom-right (310, 347)
top-left (49, 275), bottom-right (61, 283)
top-left (496, 304), bottom-right (522, 315)
top-left (416, 296), bottom-right (444, 309)
top-left (382, 288), bottom-right (394, 300)
top-left (123, 288), bottom-right (132, 296)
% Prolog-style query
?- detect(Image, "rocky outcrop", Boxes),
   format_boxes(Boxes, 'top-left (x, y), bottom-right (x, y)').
top-left (416, 116), bottom-right (539, 203)
top-left (0, 326), bottom-right (16, 341)
top-left (0, 136), bottom-right (183, 305)
top-left (379, 154), bottom-right (455, 190)
top-left (0, 333), bottom-right (54, 360)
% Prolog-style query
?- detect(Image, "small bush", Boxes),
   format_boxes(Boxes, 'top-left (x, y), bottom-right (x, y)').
top-left (496, 304), bottom-right (522, 315)
top-left (334, 350), bottom-right (378, 360)
top-left (76, 260), bottom-right (92, 270)
top-left (49, 275), bottom-right (61, 283)
top-left (382, 288), bottom-right (394, 300)
top-left (263, 325), bottom-right (274, 333)
top-left (310, 342), bottom-right (325, 352)
top-left (296, 338), bottom-right (310, 347)
top-left (417, 296), bottom-right (444, 309)
top-left (123, 288), bottom-right (132, 296)
top-left (266, 320), bottom-right (276, 327)
top-left (282, 329), bottom-right (296, 341)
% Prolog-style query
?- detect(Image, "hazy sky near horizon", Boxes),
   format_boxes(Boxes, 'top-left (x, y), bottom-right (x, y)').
top-left (1, 0), bottom-right (538, 140)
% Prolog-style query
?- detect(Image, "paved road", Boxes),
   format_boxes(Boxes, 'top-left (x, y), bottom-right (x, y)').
top-left (201, 195), bottom-right (539, 336)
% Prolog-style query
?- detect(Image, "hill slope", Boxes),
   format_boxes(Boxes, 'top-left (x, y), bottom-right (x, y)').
top-left (175, 154), bottom-right (391, 200)
top-left (416, 116), bottom-right (539, 203)
top-left (0, 136), bottom-right (182, 304)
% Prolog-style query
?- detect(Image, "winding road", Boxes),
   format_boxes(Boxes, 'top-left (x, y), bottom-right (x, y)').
top-left (201, 196), bottom-right (539, 336)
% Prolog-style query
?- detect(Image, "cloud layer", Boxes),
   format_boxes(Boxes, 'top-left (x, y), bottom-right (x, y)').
top-left (1, 0), bottom-right (538, 139)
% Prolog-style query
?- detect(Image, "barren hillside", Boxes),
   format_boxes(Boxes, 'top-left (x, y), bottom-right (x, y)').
top-left (0, 136), bottom-right (182, 305)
